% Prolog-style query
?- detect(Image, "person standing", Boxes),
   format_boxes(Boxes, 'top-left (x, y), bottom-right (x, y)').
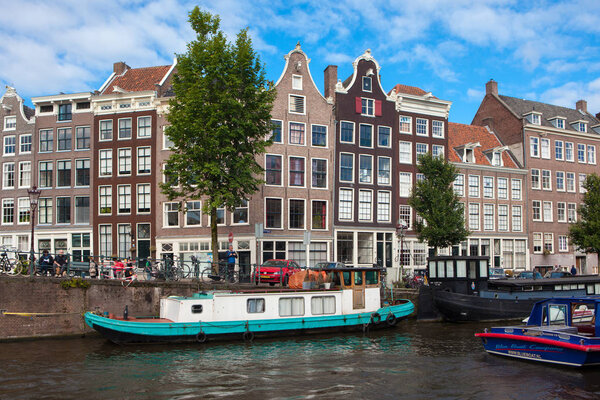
top-left (225, 245), bottom-right (238, 282)
top-left (571, 265), bottom-right (577, 276)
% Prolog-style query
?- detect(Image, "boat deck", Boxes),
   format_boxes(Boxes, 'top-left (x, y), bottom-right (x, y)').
top-left (111, 317), bottom-right (174, 323)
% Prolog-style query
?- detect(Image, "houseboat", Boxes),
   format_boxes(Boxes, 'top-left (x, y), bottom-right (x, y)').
top-left (475, 297), bottom-right (600, 367)
top-left (420, 255), bottom-right (600, 322)
top-left (85, 266), bottom-right (414, 344)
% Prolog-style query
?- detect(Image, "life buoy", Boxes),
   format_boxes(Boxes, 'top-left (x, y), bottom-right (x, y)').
top-left (196, 331), bottom-right (207, 343)
top-left (243, 330), bottom-right (254, 342)
top-left (386, 313), bottom-right (397, 327)
top-left (370, 312), bottom-right (381, 324)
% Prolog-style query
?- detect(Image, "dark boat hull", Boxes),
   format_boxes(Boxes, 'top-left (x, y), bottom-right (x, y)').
top-left (433, 289), bottom-right (538, 322)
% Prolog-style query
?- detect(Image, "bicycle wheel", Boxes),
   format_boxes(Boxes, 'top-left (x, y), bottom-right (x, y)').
top-left (13, 261), bottom-right (27, 275)
top-left (1, 259), bottom-right (12, 273)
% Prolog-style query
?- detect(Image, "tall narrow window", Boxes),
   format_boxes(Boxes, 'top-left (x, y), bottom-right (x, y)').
top-left (76, 126), bottom-right (91, 149)
top-left (164, 202), bottom-right (179, 227)
top-left (512, 206), bottom-right (522, 231)
top-left (38, 161), bottom-right (52, 188)
top-left (271, 120), bottom-right (282, 143)
top-left (3, 163), bottom-right (15, 189)
top-left (99, 186), bottom-right (112, 214)
top-left (137, 116), bottom-right (152, 138)
top-left (185, 201), bottom-right (201, 226)
top-left (498, 205), bottom-right (508, 231)
top-left (311, 159), bottom-right (327, 188)
top-left (99, 225), bottom-right (112, 259)
top-left (497, 178), bottom-right (507, 199)
top-left (289, 199), bottom-right (305, 229)
top-left (100, 120), bottom-right (113, 141)
top-left (454, 174), bottom-right (464, 196)
top-left (311, 200), bottom-right (327, 230)
top-left (340, 153), bottom-right (353, 182)
top-left (119, 118), bottom-right (132, 139)
top-left (18, 162), bottom-right (31, 188)
top-left (56, 197), bottom-right (71, 224)
top-left (265, 198), bottom-right (282, 228)
top-left (377, 191), bottom-right (390, 222)
top-left (233, 200), bottom-right (248, 224)
top-left (99, 150), bottom-right (112, 177)
top-left (377, 157), bottom-right (390, 185)
top-left (39, 198), bottom-right (52, 224)
top-left (378, 126), bottom-right (390, 147)
top-left (432, 120), bottom-right (444, 138)
top-left (118, 224), bottom-right (131, 259)
top-left (265, 155), bottom-right (282, 185)
top-left (20, 134), bottom-right (32, 153)
top-left (530, 137), bottom-right (539, 157)
top-left (289, 157), bottom-right (305, 187)
top-left (340, 121), bottom-right (354, 143)
top-left (511, 179), bottom-right (521, 200)
top-left (57, 160), bottom-right (71, 187)
top-left (118, 185), bottom-right (131, 214)
top-left (75, 197), bottom-right (90, 224)
top-left (359, 155), bottom-right (372, 184)
top-left (137, 147), bottom-right (151, 174)
top-left (339, 189), bottom-right (353, 220)
top-left (311, 125), bottom-right (327, 147)
top-left (399, 141), bottom-right (412, 164)
top-left (137, 184), bottom-right (151, 213)
top-left (118, 148), bottom-right (132, 175)
top-left (39, 129), bottom-right (53, 152)
top-left (468, 175), bottom-right (480, 197)
top-left (359, 124), bottom-right (372, 147)
top-left (4, 136), bottom-right (15, 155)
top-left (58, 104), bottom-right (72, 121)
top-left (399, 173), bottom-right (412, 197)
top-left (57, 128), bottom-right (71, 151)
top-left (2, 199), bottom-right (14, 224)
top-left (358, 190), bottom-right (372, 221)
top-left (289, 122), bottom-right (305, 145)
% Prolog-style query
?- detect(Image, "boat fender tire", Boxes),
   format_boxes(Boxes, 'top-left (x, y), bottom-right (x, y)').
top-left (386, 313), bottom-right (397, 327)
top-left (243, 330), bottom-right (254, 342)
top-left (196, 331), bottom-right (207, 343)
top-left (370, 312), bottom-right (381, 324)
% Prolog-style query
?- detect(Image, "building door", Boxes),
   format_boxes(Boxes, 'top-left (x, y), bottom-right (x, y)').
top-left (576, 256), bottom-right (586, 275)
top-left (352, 270), bottom-right (365, 309)
top-left (137, 224), bottom-right (151, 261)
top-left (238, 251), bottom-right (251, 282)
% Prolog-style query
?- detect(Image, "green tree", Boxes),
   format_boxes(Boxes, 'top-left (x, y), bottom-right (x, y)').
top-left (569, 174), bottom-right (600, 266)
top-left (161, 8), bottom-right (276, 272)
top-left (408, 153), bottom-right (470, 254)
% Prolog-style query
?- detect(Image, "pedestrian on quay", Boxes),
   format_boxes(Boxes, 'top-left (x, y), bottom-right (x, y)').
top-left (571, 265), bottom-right (577, 276)
top-left (38, 249), bottom-right (54, 276)
top-left (54, 250), bottom-right (68, 277)
top-left (89, 256), bottom-right (99, 279)
top-left (113, 258), bottom-right (125, 279)
top-left (225, 244), bottom-right (238, 282)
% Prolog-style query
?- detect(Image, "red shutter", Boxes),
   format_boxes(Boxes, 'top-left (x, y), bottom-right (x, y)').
top-left (355, 97), bottom-right (362, 113)
top-left (375, 100), bottom-right (382, 116)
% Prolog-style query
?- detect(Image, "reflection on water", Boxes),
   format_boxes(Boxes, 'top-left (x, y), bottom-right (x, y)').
top-left (2, 321), bottom-right (600, 399)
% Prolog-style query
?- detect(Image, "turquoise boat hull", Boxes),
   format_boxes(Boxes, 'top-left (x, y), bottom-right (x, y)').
top-left (85, 301), bottom-right (414, 344)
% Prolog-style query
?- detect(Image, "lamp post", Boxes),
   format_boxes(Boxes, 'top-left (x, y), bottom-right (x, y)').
top-left (27, 186), bottom-right (41, 276)
top-left (396, 219), bottom-right (407, 284)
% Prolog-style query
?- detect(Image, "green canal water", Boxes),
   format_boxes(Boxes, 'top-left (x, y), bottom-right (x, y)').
top-left (1, 320), bottom-right (600, 399)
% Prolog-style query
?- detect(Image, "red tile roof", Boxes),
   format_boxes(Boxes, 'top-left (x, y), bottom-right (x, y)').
top-left (448, 122), bottom-right (517, 168)
top-left (102, 65), bottom-right (171, 94)
top-left (390, 84), bottom-right (429, 97)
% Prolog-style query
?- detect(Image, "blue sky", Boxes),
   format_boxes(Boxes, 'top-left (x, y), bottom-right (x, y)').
top-left (1, 0), bottom-right (599, 123)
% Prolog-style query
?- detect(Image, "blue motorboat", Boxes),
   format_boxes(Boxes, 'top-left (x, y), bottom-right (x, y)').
top-left (85, 266), bottom-right (414, 344)
top-left (476, 297), bottom-right (600, 367)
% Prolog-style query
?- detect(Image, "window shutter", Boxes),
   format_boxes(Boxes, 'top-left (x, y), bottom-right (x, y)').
top-left (355, 97), bottom-right (362, 114)
top-left (375, 100), bottom-right (382, 116)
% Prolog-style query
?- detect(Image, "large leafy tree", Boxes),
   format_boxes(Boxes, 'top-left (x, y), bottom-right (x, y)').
top-left (569, 174), bottom-right (600, 266)
top-left (408, 153), bottom-right (470, 254)
top-left (161, 8), bottom-right (275, 272)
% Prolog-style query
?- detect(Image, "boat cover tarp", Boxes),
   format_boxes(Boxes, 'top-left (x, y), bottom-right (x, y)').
top-left (288, 270), bottom-right (327, 289)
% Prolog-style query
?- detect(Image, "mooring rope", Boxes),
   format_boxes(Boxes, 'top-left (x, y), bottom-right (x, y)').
top-left (1, 311), bottom-right (82, 317)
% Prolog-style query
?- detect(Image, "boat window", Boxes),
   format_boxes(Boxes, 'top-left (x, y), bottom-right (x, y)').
top-left (548, 304), bottom-right (567, 326)
top-left (342, 271), bottom-right (351, 286)
top-left (330, 272), bottom-right (340, 287)
top-left (279, 297), bottom-right (305, 317)
top-left (570, 284), bottom-right (578, 290)
top-left (554, 285), bottom-right (562, 291)
top-left (479, 260), bottom-right (488, 277)
top-left (438, 261), bottom-right (446, 278)
top-left (429, 261), bottom-right (437, 278)
top-left (365, 270), bottom-right (378, 285)
top-left (596, 283), bottom-right (600, 294)
top-left (578, 284), bottom-right (585, 290)
top-left (311, 296), bottom-right (336, 315)
top-left (587, 285), bottom-right (595, 295)
top-left (191, 304), bottom-right (203, 314)
top-left (446, 261), bottom-right (454, 278)
top-left (572, 303), bottom-right (595, 324)
top-left (469, 261), bottom-right (476, 278)
top-left (562, 285), bottom-right (570, 290)
top-left (247, 298), bottom-right (265, 313)
top-left (456, 260), bottom-right (466, 278)
top-left (354, 271), bottom-right (364, 286)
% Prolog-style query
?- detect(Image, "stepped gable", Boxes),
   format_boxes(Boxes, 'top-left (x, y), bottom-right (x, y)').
top-left (102, 65), bottom-right (171, 94)
top-left (448, 122), bottom-right (517, 168)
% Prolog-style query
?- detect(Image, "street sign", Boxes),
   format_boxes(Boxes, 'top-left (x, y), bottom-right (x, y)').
top-left (303, 230), bottom-right (311, 245)
top-left (263, 229), bottom-right (271, 234)
top-left (228, 232), bottom-right (233, 243)
top-left (254, 223), bottom-right (264, 239)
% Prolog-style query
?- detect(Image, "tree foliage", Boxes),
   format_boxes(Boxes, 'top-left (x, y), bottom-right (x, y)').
top-left (408, 153), bottom-right (470, 252)
top-left (161, 8), bottom-right (275, 270)
top-left (569, 174), bottom-right (600, 256)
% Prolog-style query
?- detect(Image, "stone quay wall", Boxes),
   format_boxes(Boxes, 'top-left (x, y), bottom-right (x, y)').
top-left (0, 275), bottom-right (419, 341)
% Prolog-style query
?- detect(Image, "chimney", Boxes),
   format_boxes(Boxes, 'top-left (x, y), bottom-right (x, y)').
top-left (596, 112), bottom-right (600, 120)
top-left (113, 62), bottom-right (130, 75)
top-left (576, 99), bottom-right (587, 113)
top-left (324, 65), bottom-right (338, 100)
top-left (486, 79), bottom-right (498, 96)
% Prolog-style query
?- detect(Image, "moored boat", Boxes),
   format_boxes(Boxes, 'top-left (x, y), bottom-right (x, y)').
top-left (85, 266), bottom-right (414, 344)
top-left (475, 297), bottom-right (600, 367)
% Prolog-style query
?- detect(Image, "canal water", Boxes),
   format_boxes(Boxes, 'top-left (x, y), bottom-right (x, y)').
top-left (2, 320), bottom-right (600, 400)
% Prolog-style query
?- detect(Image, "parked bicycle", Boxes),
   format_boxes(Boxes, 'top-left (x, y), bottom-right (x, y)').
top-left (201, 262), bottom-right (239, 283)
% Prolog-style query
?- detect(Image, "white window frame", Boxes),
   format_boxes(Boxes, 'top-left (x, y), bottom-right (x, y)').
top-left (540, 138), bottom-right (550, 159)
top-left (338, 188), bottom-right (353, 221)
top-left (399, 172), bottom-right (412, 198)
top-left (288, 155), bottom-right (306, 188)
top-left (137, 116), bottom-right (152, 138)
top-left (377, 156), bottom-right (391, 186)
top-left (432, 120), bottom-right (444, 138)
top-left (288, 94), bottom-right (306, 115)
top-left (358, 189), bottom-right (373, 222)
top-left (339, 152), bottom-right (354, 183)
top-left (288, 198), bottom-right (306, 230)
top-left (292, 74), bottom-right (303, 90)
top-left (399, 116), bottom-right (412, 134)
top-left (3, 116), bottom-right (16, 131)
top-left (339, 120), bottom-right (355, 144)
top-left (99, 186), bottom-right (112, 215)
top-left (530, 136), bottom-right (539, 158)
top-left (376, 190), bottom-right (391, 223)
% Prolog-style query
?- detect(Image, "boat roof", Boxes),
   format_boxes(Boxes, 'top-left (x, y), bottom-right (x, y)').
top-left (490, 275), bottom-right (600, 287)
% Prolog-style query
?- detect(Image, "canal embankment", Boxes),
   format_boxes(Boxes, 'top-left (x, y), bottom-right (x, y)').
top-left (0, 275), bottom-right (419, 341)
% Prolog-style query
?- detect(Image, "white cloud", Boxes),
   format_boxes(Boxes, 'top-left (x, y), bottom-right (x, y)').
top-left (466, 88), bottom-right (484, 102)
top-left (539, 78), bottom-right (600, 114)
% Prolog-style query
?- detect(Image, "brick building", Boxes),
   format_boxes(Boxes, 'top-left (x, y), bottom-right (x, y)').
top-left (0, 87), bottom-right (35, 251)
top-left (448, 122), bottom-right (528, 270)
top-left (472, 80), bottom-right (600, 274)
top-left (92, 61), bottom-right (175, 261)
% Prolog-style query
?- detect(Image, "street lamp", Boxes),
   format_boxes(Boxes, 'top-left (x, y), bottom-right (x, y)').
top-left (396, 218), bottom-right (408, 283)
top-left (27, 186), bottom-right (41, 276)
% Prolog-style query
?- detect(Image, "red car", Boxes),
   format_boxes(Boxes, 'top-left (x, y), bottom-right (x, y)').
top-left (253, 259), bottom-right (303, 286)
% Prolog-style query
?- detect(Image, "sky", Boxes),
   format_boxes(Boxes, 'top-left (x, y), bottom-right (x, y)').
top-left (1, 0), bottom-right (600, 124)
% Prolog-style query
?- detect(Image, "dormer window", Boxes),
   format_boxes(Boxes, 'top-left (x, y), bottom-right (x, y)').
top-left (525, 112), bottom-right (542, 125)
top-left (362, 76), bottom-right (372, 92)
top-left (550, 117), bottom-right (565, 129)
top-left (491, 152), bottom-right (502, 166)
top-left (464, 149), bottom-right (474, 163)
top-left (3, 116), bottom-right (16, 131)
top-left (58, 104), bottom-right (72, 121)
top-left (575, 121), bottom-right (587, 133)
top-left (292, 75), bottom-right (302, 90)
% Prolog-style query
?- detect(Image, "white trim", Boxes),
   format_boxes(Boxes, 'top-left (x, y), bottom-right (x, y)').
top-left (264, 197), bottom-right (284, 230)
top-left (310, 199), bottom-right (328, 231)
top-left (98, 185), bottom-right (112, 216)
top-left (288, 93), bottom-right (306, 115)
top-left (377, 125), bottom-right (392, 148)
top-left (270, 119), bottom-right (283, 144)
top-left (338, 188), bottom-right (354, 222)
top-left (358, 122), bottom-right (374, 149)
top-left (310, 157), bottom-right (328, 190)
top-left (264, 153), bottom-right (284, 187)
top-left (288, 198), bottom-right (306, 230)
top-left (358, 154), bottom-right (374, 185)
top-left (288, 155), bottom-right (307, 188)
top-left (339, 152), bottom-right (355, 183)
top-left (98, 72), bottom-right (116, 94)
top-left (136, 183), bottom-right (152, 215)
top-left (159, 58), bottom-right (177, 87)
top-left (274, 44), bottom-right (328, 102)
top-left (288, 121), bottom-right (306, 146)
top-left (183, 199), bottom-right (202, 227)
top-left (339, 120), bottom-right (355, 144)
